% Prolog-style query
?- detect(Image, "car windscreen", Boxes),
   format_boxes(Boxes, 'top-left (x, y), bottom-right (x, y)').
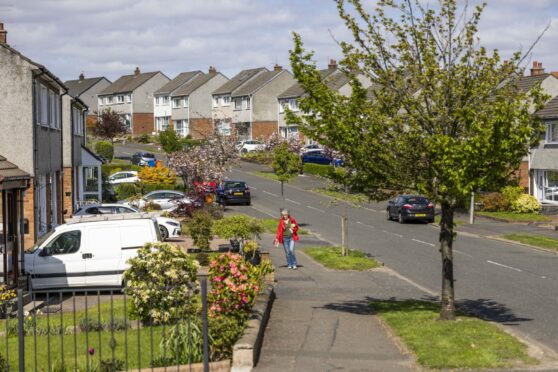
top-left (224, 182), bottom-right (246, 189)
top-left (404, 196), bottom-right (429, 204)
top-left (142, 153), bottom-right (155, 158)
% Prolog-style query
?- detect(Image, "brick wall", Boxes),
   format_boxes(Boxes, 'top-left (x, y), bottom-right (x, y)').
top-left (190, 118), bottom-right (213, 139)
top-left (63, 167), bottom-right (73, 220)
top-left (132, 113), bottom-right (155, 136)
top-left (517, 161), bottom-right (530, 190)
top-left (252, 121), bottom-right (277, 141)
top-left (86, 115), bottom-right (97, 132)
top-left (23, 178), bottom-right (35, 249)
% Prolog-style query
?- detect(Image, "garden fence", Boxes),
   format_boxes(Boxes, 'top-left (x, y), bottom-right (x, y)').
top-left (1, 279), bottom-right (210, 372)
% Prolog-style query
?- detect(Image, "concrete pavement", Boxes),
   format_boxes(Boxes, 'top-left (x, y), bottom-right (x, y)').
top-left (254, 233), bottom-right (418, 371)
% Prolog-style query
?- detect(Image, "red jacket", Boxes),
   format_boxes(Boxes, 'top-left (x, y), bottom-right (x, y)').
top-left (275, 216), bottom-right (299, 244)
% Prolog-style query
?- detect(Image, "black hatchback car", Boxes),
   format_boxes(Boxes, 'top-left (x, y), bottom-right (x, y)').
top-left (386, 195), bottom-right (435, 223)
top-left (216, 181), bottom-right (251, 205)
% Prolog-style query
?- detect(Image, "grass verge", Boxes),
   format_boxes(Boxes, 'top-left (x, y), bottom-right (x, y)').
top-left (502, 233), bottom-right (558, 251)
top-left (303, 246), bottom-right (380, 270)
top-left (372, 300), bottom-right (538, 369)
top-left (251, 171), bottom-right (279, 181)
top-left (312, 187), bottom-right (367, 205)
top-left (434, 215), bottom-right (464, 226)
top-left (477, 211), bottom-right (551, 223)
top-left (260, 218), bottom-right (308, 235)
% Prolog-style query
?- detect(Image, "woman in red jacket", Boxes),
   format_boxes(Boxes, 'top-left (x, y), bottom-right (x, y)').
top-left (274, 209), bottom-right (299, 269)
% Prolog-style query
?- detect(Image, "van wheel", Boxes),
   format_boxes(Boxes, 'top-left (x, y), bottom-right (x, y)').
top-left (159, 226), bottom-right (169, 241)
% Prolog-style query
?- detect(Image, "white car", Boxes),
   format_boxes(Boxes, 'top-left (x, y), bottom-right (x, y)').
top-left (129, 190), bottom-right (198, 211)
top-left (238, 140), bottom-right (264, 153)
top-left (300, 144), bottom-right (322, 154)
top-left (73, 203), bottom-right (182, 240)
top-left (108, 171), bottom-right (139, 185)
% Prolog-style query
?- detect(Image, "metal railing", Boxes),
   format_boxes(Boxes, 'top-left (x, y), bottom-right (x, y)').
top-left (1, 280), bottom-right (209, 372)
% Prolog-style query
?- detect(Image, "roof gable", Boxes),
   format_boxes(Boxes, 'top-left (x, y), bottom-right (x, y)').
top-left (278, 68), bottom-right (340, 99)
top-left (172, 72), bottom-right (223, 97)
top-left (517, 74), bottom-right (552, 93)
top-left (99, 71), bottom-right (164, 95)
top-left (231, 70), bottom-right (287, 97)
top-left (154, 71), bottom-right (203, 95)
top-left (65, 77), bottom-right (109, 97)
top-left (213, 68), bottom-right (267, 95)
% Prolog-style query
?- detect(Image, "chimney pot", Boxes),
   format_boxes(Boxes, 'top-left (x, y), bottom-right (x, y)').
top-left (79, 73), bottom-right (84, 81)
top-left (208, 66), bottom-right (217, 73)
top-left (274, 64), bottom-right (282, 71)
top-left (328, 59), bottom-right (337, 70)
top-left (134, 67), bottom-right (140, 76)
top-left (0, 23), bottom-right (7, 45)
top-left (530, 61), bottom-right (545, 76)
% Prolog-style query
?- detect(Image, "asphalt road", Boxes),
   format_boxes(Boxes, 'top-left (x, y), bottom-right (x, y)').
top-left (114, 143), bottom-right (167, 164)
top-left (226, 164), bottom-right (558, 353)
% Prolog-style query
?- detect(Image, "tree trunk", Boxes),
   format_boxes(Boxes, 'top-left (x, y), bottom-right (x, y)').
top-left (439, 201), bottom-right (456, 321)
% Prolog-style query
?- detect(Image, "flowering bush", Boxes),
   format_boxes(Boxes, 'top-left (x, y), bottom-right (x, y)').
top-left (510, 194), bottom-right (541, 214)
top-left (0, 285), bottom-right (15, 303)
top-left (479, 192), bottom-right (508, 212)
top-left (138, 164), bottom-right (176, 185)
top-left (123, 242), bottom-right (199, 324)
top-left (208, 253), bottom-right (259, 319)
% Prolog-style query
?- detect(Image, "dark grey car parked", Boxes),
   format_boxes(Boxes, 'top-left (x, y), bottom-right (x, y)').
top-left (386, 195), bottom-right (435, 223)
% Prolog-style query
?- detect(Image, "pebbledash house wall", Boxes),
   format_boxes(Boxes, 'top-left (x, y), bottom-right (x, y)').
top-left (188, 73), bottom-right (229, 137)
top-left (132, 72), bottom-right (170, 135)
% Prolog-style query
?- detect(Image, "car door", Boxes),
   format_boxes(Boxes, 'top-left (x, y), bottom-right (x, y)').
top-left (83, 225), bottom-right (123, 286)
top-left (31, 230), bottom-right (86, 288)
top-left (163, 192), bottom-right (183, 210)
top-left (146, 192), bottom-right (166, 208)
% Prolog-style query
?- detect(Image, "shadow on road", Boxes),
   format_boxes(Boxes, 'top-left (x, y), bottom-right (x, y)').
top-left (457, 298), bottom-right (532, 325)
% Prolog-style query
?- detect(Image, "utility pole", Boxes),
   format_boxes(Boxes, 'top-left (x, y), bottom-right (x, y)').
top-left (469, 191), bottom-right (475, 224)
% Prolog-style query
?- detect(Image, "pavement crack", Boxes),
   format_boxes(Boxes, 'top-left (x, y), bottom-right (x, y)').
top-left (330, 316), bottom-right (340, 349)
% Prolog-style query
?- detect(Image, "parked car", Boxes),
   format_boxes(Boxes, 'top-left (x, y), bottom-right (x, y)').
top-left (73, 203), bottom-right (181, 240)
top-left (386, 195), bottom-right (435, 223)
top-left (301, 150), bottom-right (332, 165)
top-left (238, 140), bottom-right (264, 153)
top-left (131, 152), bottom-right (156, 166)
top-left (24, 215), bottom-right (161, 289)
top-left (128, 190), bottom-right (200, 211)
top-left (217, 180), bottom-right (251, 205)
top-left (300, 144), bottom-right (321, 154)
top-left (108, 171), bottom-right (139, 185)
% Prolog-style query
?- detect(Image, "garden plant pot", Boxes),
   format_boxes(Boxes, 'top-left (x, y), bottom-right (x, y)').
top-left (218, 244), bottom-right (231, 253)
top-left (230, 239), bottom-right (241, 253)
top-left (245, 250), bottom-right (261, 266)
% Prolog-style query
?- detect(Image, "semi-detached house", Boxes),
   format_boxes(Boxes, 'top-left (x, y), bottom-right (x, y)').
top-left (65, 73), bottom-right (111, 130)
top-left (98, 68), bottom-right (170, 136)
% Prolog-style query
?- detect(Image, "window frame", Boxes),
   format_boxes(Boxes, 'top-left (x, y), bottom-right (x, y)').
top-left (117, 95), bottom-right (125, 104)
top-left (546, 121), bottom-right (558, 143)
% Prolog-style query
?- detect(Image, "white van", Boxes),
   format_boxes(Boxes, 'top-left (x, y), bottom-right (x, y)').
top-left (24, 214), bottom-right (161, 290)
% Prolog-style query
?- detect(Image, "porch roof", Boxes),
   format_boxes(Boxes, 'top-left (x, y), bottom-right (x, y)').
top-left (81, 146), bottom-right (103, 167)
top-left (0, 155), bottom-right (30, 184)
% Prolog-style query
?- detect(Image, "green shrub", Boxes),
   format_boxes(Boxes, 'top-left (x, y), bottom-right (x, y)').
top-left (209, 315), bottom-right (245, 360)
top-left (501, 185), bottom-right (524, 206)
top-left (95, 141), bottom-right (114, 162)
top-left (303, 163), bottom-right (334, 178)
top-left (114, 183), bottom-right (140, 201)
top-left (101, 359), bottom-right (125, 372)
top-left (181, 136), bottom-right (203, 148)
top-left (187, 211), bottom-right (214, 251)
top-left (159, 128), bottom-right (182, 153)
top-left (136, 134), bottom-right (151, 144)
top-left (213, 215), bottom-right (263, 242)
top-left (479, 192), bottom-right (508, 212)
top-left (0, 353), bottom-right (6, 372)
top-left (123, 242), bottom-right (199, 324)
top-left (510, 194), bottom-right (541, 214)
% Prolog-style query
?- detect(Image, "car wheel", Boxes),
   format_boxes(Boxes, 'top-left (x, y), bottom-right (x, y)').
top-left (159, 225), bottom-right (169, 241)
top-left (245, 200), bottom-right (251, 206)
top-left (428, 218), bottom-right (435, 223)
top-left (398, 212), bottom-right (405, 224)
top-left (241, 148), bottom-right (248, 154)
top-left (386, 210), bottom-right (391, 221)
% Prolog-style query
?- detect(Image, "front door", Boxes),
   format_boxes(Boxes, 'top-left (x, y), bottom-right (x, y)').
top-left (1, 190), bottom-right (18, 287)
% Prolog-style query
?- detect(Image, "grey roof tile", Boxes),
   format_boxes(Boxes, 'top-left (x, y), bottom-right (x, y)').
top-left (154, 71), bottom-right (203, 95)
top-left (278, 68), bottom-right (338, 99)
top-left (0, 155), bottom-right (30, 182)
top-left (213, 68), bottom-right (267, 95)
top-left (517, 74), bottom-right (550, 93)
top-left (64, 77), bottom-right (107, 97)
top-left (537, 95), bottom-right (558, 119)
top-left (172, 72), bottom-right (221, 97)
top-left (231, 70), bottom-right (285, 97)
top-left (99, 71), bottom-right (162, 95)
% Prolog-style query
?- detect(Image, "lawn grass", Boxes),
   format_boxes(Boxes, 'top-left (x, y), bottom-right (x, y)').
top-left (260, 218), bottom-right (308, 235)
top-left (372, 300), bottom-right (538, 369)
top-left (434, 215), bottom-right (464, 226)
top-left (311, 187), bottom-right (367, 205)
top-left (303, 246), bottom-right (380, 270)
top-left (251, 171), bottom-right (279, 181)
top-left (502, 233), bottom-right (558, 251)
top-left (109, 158), bottom-right (131, 166)
top-left (477, 211), bottom-right (551, 223)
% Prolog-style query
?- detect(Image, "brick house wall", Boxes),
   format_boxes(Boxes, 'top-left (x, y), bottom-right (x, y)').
top-left (132, 113), bottom-right (155, 136)
top-left (190, 118), bottom-right (213, 139)
top-left (63, 167), bottom-right (73, 219)
top-left (23, 178), bottom-right (35, 249)
top-left (252, 121), bottom-right (277, 141)
top-left (517, 161), bottom-right (530, 191)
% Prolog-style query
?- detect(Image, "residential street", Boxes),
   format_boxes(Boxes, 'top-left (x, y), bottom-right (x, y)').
top-left (226, 161), bottom-right (558, 354)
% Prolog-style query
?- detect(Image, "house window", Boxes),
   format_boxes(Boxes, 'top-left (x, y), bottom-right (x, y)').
top-left (73, 107), bottom-right (84, 136)
top-left (217, 120), bottom-right (231, 136)
top-left (234, 98), bottom-right (242, 110)
top-left (127, 94), bottom-right (132, 103)
top-left (174, 119), bottom-right (189, 137)
top-left (214, 96), bottom-right (221, 107)
top-left (546, 122), bottom-right (558, 143)
top-left (156, 116), bottom-right (170, 132)
top-left (278, 100), bottom-right (288, 113)
top-left (223, 95), bottom-right (231, 106)
top-left (122, 114), bottom-right (131, 131)
top-left (98, 98), bottom-right (103, 106)
top-left (161, 96), bottom-right (170, 105)
top-left (242, 97), bottom-right (250, 110)
top-left (117, 95), bottom-right (124, 104)
top-left (105, 96), bottom-right (113, 104)
top-left (183, 97), bottom-right (189, 108)
top-left (172, 98), bottom-right (182, 108)
top-left (289, 99), bottom-right (299, 111)
top-left (155, 96), bottom-right (160, 105)
top-left (49, 90), bottom-right (57, 128)
top-left (39, 84), bottom-right (48, 125)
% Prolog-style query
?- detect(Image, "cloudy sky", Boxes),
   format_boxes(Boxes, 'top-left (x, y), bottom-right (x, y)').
top-left (1, 0), bottom-right (557, 82)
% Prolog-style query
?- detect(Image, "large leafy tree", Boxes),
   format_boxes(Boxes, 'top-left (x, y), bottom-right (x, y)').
top-left (272, 142), bottom-right (302, 197)
top-left (92, 108), bottom-right (128, 143)
top-left (287, 0), bottom-right (547, 320)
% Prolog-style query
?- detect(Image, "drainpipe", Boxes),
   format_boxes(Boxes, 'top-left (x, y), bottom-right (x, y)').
top-left (60, 91), bottom-right (68, 222)
top-left (249, 95), bottom-right (253, 140)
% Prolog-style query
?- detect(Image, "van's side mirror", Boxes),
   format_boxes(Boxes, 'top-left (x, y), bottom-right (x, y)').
top-left (39, 247), bottom-right (52, 257)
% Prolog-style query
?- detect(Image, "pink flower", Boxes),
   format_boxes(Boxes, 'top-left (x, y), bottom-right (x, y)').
top-left (213, 276), bottom-right (224, 282)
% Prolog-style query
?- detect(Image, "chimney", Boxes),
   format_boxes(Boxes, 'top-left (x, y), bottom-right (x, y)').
top-left (328, 59), bottom-right (337, 70)
top-left (530, 61), bottom-right (545, 76)
top-left (0, 23), bottom-right (7, 45)
top-left (79, 72), bottom-right (84, 81)
top-left (134, 67), bottom-right (140, 76)
top-left (552, 72), bottom-right (558, 79)
top-left (274, 64), bottom-right (283, 71)
top-left (208, 66), bottom-right (217, 73)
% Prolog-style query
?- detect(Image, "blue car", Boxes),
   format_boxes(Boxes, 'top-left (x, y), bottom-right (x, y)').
top-left (301, 150), bottom-right (332, 165)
